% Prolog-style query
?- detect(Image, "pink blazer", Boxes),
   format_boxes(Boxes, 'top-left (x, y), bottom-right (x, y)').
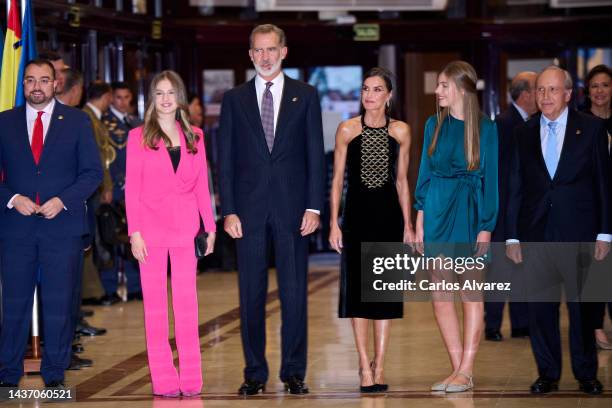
top-left (125, 122), bottom-right (216, 248)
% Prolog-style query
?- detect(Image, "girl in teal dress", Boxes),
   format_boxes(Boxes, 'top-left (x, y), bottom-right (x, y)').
top-left (414, 61), bottom-right (499, 393)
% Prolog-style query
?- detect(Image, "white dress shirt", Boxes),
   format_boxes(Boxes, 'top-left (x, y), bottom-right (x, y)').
top-left (26, 98), bottom-right (56, 145)
top-left (540, 106), bottom-right (568, 162)
top-left (7, 100), bottom-right (57, 209)
top-left (512, 102), bottom-right (530, 122)
top-left (254, 72), bottom-right (284, 133)
top-left (507, 107), bottom-right (611, 243)
top-left (110, 105), bottom-right (128, 122)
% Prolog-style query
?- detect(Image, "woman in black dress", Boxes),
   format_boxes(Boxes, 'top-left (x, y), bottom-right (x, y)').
top-left (329, 67), bottom-right (414, 392)
top-left (584, 64), bottom-right (612, 349)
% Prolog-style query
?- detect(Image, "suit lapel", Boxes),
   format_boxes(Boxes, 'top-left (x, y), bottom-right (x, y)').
top-left (530, 114), bottom-right (550, 179)
top-left (554, 109), bottom-right (579, 182)
top-left (15, 106), bottom-right (34, 165)
top-left (272, 75), bottom-right (297, 155)
top-left (239, 79), bottom-right (269, 158)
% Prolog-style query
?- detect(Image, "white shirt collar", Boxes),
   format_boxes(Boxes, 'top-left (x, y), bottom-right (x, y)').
top-left (86, 102), bottom-right (102, 120)
top-left (110, 105), bottom-right (127, 121)
top-left (512, 102), bottom-right (529, 122)
top-left (255, 71), bottom-right (284, 91)
top-left (26, 98), bottom-right (56, 118)
top-left (541, 106), bottom-right (569, 128)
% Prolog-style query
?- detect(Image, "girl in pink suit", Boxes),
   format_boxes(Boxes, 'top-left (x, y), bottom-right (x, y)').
top-left (126, 70), bottom-right (216, 397)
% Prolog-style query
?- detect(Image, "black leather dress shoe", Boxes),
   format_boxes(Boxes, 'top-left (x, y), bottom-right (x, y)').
top-left (284, 376), bottom-right (309, 395)
top-left (80, 309), bottom-right (94, 318)
top-left (127, 291), bottom-right (143, 301)
top-left (76, 320), bottom-right (107, 336)
top-left (485, 329), bottom-right (503, 341)
top-left (511, 328), bottom-right (530, 338)
top-left (238, 380), bottom-right (265, 395)
top-left (44, 380), bottom-right (66, 388)
top-left (530, 377), bottom-right (559, 394)
top-left (68, 354), bottom-right (93, 370)
top-left (579, 379), bottom-right (603, 395)
top-left (0, 381), bottom-right (18, 387)
top-left (100, 293), bottom-right (122, 306)
top-left (72, 343), bottom-right (84, 354)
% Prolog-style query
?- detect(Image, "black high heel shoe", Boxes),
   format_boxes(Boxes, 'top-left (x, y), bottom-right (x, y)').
top-left (359, 366), bottom-right (378, 393)
top-left (371, 361), bottom-right (388, 392)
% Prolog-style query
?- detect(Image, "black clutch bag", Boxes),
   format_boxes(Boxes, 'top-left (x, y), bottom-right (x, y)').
top-left (194, 218), bottom-right (208, 259)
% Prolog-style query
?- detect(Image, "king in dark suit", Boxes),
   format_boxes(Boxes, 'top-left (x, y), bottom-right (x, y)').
top-left (218, 24), bottom-right (325, 395)
top-left (506, 66), bottom-right (611, 395)
top-left (0, 60), bottom-right (103, 387)
top-left (485, 71), bottom-right (537, 342)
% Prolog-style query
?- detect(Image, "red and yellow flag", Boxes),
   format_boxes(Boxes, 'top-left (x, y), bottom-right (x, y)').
top-left (0, 0), bottom-right (22, 112)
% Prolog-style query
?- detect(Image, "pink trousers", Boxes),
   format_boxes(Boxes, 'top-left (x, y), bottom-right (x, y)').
top-left (139, 246), bottom-right (202, 395)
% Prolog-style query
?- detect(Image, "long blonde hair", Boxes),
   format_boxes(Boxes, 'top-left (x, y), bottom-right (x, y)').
top-left (143, 70), bottom-right (199, 154)
top-left (428, 61), bottom-right (482, 170)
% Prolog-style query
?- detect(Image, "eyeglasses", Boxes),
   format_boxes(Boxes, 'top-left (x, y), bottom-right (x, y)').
top-left (24, 78), bottom-right (53, 87)
top-left (536, 86), bottom-right (565, 95)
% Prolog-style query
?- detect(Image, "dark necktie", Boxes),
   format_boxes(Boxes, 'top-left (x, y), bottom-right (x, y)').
top-left (260, 81), bottom-right (275, 152)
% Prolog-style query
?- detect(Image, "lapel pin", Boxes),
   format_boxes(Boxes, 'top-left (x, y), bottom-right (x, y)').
top-left (292, 97), bottom-right (298, 102)
top-left (58, 115), bottom-right (64, 120)
top-left (576, 129), bottom-right (581, 135)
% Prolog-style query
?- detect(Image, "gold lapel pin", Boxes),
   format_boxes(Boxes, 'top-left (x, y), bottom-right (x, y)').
top-left (58, 115), bottom-right (64, 120)
top-left (576, 129), bottom-right (581, 135)
top-left (292, 97), bottom-right (298, 102)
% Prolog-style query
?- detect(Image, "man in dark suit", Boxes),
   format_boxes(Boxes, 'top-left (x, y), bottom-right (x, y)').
top-left (506, 66), bottom-right (611, 395)
top-left (485, 71), bottom-right (537, 342)
top-left (218, 24), bottom-right (325, 395)
top-left (0, 59), bottom-right (103, 388)
top-left (100, 82), bottom-right (142, 301)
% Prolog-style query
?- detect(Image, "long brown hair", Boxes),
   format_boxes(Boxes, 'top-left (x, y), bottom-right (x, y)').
top-left (428, 61), bottom-right (482, 170)
top-left (142, 70), bottom-right (199, 153)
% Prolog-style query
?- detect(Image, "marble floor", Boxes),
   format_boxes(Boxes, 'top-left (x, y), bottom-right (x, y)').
top-left (9, 254), bottom-right (612, 407)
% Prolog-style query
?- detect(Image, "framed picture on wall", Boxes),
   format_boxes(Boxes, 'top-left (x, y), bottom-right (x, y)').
top-left (132, 0), bottom-right (147, 14)
top-left (203, 69), bottom-right (235, 116)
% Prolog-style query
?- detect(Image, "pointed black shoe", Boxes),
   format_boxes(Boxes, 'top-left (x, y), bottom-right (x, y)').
top-left (44, 380), bottom-right (66, 389)
top-left (284, 376), bottom-right (309, 394)
top-left (579, 379), bottom-right (603, 395)
top-left (485, 329), bottom-right (503, 341)
top-left (238, 380), bottom-right (265, 396)
top-left (360, 384), bottom-right (379, 393)
top-left (530, 377), bottom-right (558, 394)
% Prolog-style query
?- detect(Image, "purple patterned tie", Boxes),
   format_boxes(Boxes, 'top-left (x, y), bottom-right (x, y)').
top-left (261, 81), bottom-right (275, 152)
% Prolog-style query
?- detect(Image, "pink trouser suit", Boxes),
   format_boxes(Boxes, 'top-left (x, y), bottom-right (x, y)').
top-left (125, 123), bottom-right (216, 395)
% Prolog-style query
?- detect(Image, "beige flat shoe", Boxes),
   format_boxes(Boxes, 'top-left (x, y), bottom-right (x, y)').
top-left (430, 382), bottom-right (448, 391)
top-left (445, 372), bottom-right (474, 393)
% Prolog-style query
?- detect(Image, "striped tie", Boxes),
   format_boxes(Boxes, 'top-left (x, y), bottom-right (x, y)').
top-left (261, 81), bottom-right (275, 152)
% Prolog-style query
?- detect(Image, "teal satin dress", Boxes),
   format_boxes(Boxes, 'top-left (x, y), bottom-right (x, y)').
top-left (414, 114), bottom-right (499, 257)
